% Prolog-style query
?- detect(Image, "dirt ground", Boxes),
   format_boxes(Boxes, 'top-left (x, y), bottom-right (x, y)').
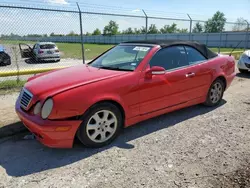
top-left (0, 68), bottom-right (250, 188)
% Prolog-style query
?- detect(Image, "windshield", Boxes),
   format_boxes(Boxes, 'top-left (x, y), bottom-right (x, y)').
top-left (89, 45), bottom-right (152, 71)
top-left (40, 44), bottom-right (56, 49)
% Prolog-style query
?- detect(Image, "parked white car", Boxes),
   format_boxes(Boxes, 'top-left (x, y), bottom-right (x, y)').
top-left (19, 42), bottom-right (60, 62)
top-left (237, 50), bottom-right (250, 73)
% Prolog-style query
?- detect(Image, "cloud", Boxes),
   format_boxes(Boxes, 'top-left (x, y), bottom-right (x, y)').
top-left (46, 0), bottom-right (69, 4)
top-left (132, 9), bottom-right (141, 12)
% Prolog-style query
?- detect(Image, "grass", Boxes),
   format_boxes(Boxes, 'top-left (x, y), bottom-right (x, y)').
top-left (0, 80), bottom-right (26, 91)
top-left (1, 40), bottom-right (114, 60)
top-left (2, 39), bottom-right (245, 60)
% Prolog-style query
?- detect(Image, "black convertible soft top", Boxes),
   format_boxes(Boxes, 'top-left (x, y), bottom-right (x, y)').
top-left (121, 39), bottom-right (218, 59)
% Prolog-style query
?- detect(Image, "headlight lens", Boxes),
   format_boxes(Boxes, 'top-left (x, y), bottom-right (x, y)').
top-left (34, 102), bottom-right (41, 115)
top-left (41, 98), bottom-right (53, 119)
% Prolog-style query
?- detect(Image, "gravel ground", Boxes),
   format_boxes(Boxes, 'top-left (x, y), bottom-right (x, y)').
top-left (0, 69), bottom-right (250, 188)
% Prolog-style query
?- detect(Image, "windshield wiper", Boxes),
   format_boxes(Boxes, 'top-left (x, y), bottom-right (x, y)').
top-left (96, 66), bottom-right (133, 71)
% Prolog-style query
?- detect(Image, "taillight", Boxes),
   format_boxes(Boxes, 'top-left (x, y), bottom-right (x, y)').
top-left (38, 50), bottom-right (44, 54)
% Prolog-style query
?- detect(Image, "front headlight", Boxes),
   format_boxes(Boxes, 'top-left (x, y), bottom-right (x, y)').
top-left (41, 98), bottom-right (53, 119)
top-left (34, 102), bottom-right (41, 115)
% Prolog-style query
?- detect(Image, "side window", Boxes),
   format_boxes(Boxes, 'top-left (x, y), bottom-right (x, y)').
top-left (185, 46), bottom-right (206, 65)
top-left (149, 46), bottom-right (188, 71)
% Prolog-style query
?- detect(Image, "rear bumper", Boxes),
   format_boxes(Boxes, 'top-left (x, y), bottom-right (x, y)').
top-left (37, 54), bottom-right (60, 61)
top-left (15, 100), bottom-right (81, 148)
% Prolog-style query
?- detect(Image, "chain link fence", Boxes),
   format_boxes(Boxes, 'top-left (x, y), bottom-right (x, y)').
top-left (0, 4), bottom-right (249, 89)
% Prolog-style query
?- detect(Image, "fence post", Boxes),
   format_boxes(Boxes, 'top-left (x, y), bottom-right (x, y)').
top-left (142, 9), bottom-right (148, 40)
top-left (187, 14), bottom-right (192, 40)
top-left (76, 2), bottom-right (85, 64)
top-left (244, 20), bottom-right (249, 51)
top-left (219, 30), bottom-right (222, 53)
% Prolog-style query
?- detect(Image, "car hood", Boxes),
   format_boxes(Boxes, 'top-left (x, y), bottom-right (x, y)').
top-left (25, 64), bottom-right (128, 97)
top-left (243, 50), bottom-right (250, 57)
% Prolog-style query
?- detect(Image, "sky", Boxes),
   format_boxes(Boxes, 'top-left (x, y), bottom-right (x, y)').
top-left (0, 0), bottom-right (249, 35)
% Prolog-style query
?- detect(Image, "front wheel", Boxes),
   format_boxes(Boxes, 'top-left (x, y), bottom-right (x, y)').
top-left (204, 79), bottom-right (225, 107)
top-left (77, 102), bottom-right (123, 148)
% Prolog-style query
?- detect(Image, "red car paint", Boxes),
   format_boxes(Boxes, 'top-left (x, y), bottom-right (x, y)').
top-left (15, 45), bottom-right (236, 148)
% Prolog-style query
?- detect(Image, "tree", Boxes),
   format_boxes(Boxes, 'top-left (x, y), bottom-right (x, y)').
top-left (50, 32), bottom-right (64, 37)
top-left (140, 26), bottom-right (147, 34)
top-left (160, 23), bottom-right (178, 33)
top-left (133, 28), bottom-right (141, 34)
top-left (67, 31), bottom-right (78, 36)
top-left (233, 17), bottom-right (247, 31)
top-left (204, 11), bottom-right (227, 33)
top-left (177, 28), bottom-right (188, 33)
top-left (192, 22), bottom-right (203, 33)
top-left (148, 24), bottom-right (158, 34)
top-left (92, 28), bottom-right (101, 35)
top-left (103, 20), bottom-right (119, 35)
top-left (85, 32), bottom-right (91, 36)
top-left (123, 27), bottom-right (134, 34)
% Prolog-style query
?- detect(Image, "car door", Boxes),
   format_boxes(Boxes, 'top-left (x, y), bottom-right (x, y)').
top-left (183, 45), bottom-right (213, 99)
top-left (138, 45), bottom-right (204, 115)
top-left (19, 43), bottom-right (33, 58)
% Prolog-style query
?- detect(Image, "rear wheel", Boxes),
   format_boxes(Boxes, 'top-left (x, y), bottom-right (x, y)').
top-left (77, 102), bottom-right (123, 148)
top-left (239, 69), bottom-right (248, 73)
top-left (204, 79), bottom-right (225, 107)
top-left (0, 53), bottom-right (11, 65)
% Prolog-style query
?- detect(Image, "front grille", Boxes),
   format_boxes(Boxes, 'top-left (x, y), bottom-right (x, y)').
top-left (20, 88), bottom-right (33, 110)
top-left (245, 63), bottom-right (250, 68)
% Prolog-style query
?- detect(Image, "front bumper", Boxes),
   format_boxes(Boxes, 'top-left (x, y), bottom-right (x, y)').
top-left (15, 100), bottom-right (81, 148)
top-left (237, 58), bottom-right (250, 70)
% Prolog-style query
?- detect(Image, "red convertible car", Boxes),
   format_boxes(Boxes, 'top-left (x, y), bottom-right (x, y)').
top-left (15, 40), bottom-right (236, 148)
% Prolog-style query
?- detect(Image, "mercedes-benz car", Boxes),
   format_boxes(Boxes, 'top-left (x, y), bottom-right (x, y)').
top-left (237, 50), bottom-right (250, 73)
top-left (19, 42), bottom-right (60, 62)
top-left (0, 44), bottom-right (11, 66)
top-left (15, 40), bottom-right (236, 148)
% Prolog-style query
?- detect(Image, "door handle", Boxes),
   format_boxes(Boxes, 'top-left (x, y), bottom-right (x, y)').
top-left (186, 72), bottom-right (195, 78)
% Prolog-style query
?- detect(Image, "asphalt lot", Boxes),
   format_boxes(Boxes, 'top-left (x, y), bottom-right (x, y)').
top-left (0, 67), bottom-right (250, 187)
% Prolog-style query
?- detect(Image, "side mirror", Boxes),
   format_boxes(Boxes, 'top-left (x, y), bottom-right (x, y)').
top-left (145, 66), bottom-right (165, 79)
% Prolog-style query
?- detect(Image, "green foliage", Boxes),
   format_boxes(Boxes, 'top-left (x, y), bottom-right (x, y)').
top-left (204, 11), bottom-right (227, 33)
top-left (122, 27), bottom-right (134, 34)
top-left (92, 28), bottom-right (101, 35)
top-left (148, 24), bottom-right (159, 34)
top-left (177, 28), bottom-right (188, 33)
top-left (160, 23), bottom-right (178, 33)
top-left (66, 31), bottom-right (79, 36)
top-left (192, 22), bottom-right (203, 33)
top-left (103, 20), bottom-right (119, 35)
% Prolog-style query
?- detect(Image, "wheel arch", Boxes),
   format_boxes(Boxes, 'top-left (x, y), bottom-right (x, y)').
top-left (80, 99), bottom-right (126, 126)
top-left (214, 75), bottom-right (227, 89)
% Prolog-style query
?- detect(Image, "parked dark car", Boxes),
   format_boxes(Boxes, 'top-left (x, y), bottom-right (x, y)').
top-left (0, 45), bottom-right (11, 66)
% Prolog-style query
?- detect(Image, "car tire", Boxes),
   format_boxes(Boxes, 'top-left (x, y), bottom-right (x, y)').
top-left (35, 56), bottom-right (40, 63)
top-left (77, 102), bottom-right (123, 148)
top-left (239, 69), bottom-right (248, 73)
top-left (0, 53), bottom-right (11, 66)
top-left (203, 79), bottom-right (225, 107)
